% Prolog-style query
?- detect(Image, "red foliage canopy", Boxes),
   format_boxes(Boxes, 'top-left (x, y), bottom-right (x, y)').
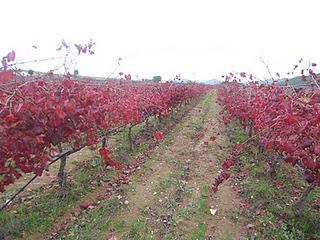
top-left (0, 74), bottom-right (211, 192)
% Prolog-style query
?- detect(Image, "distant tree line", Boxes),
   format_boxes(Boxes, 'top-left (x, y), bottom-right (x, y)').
top-left (142, 75), bottom-right (162, 82)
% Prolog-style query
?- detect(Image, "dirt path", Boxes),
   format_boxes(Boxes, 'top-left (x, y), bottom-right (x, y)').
top-left (53, 91), bottom-right (247, 240)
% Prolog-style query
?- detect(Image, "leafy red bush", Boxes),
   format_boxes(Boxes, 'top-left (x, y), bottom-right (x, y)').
top-left (215, 69), bottom-right (320, 189)
top-left (0, 72), bottom-right (211, 192)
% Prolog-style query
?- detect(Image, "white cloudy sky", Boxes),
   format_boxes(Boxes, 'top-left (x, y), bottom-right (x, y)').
top-left (1, 0), bottom-right (320, 81)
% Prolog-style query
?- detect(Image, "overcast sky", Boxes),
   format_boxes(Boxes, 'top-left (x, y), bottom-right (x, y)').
top-left (1, 0), bottom-right (320, 81)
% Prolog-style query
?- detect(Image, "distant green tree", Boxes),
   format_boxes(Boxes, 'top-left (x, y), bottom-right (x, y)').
top-left (28, 70), bottom-right (34, 75)
top-left (152, 75), bottom-right (162, 82)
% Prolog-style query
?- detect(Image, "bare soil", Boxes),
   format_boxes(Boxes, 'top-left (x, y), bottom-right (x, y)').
top-left (57, 91), bottom-right (248, 240)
